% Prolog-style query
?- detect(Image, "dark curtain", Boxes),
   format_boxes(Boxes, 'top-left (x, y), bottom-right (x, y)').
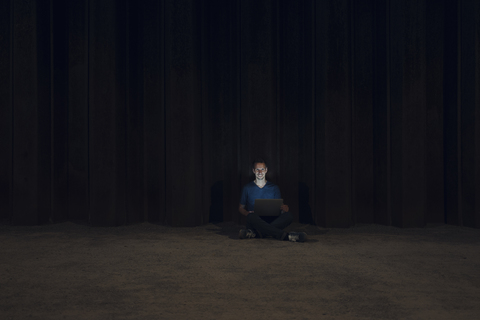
top-left (1, 0), bottom-right (479, 228)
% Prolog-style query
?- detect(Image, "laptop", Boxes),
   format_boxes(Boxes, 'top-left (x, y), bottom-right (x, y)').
top-left (254, 199), bottom-right (283, 216)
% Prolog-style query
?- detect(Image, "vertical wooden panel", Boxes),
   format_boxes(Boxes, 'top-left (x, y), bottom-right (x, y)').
top-left (315, 0), bottom-right (353, 227)
top-left (325, 0), bottom-right (352, 228)
top-left (204, 0), bottom-right (240, 223)
top-left (52, 0), bottom-right (69, 222)
top-left (68, 0), bottom-right (89, 221)
top-left (36, 0), bottom-right (52, 225)
top-left (460, 0), bottom-right (480, 228)
top-left (204, 0), bottom-right (224, 223)
top-left (230, 0), bottom-right (243, 225)
top-left (475, 0), bottom-right (480, 229)
top-left (372, 0), bottom-right (390, 225)
top-left (390, 0), bottom-right (427, 227)
top-left (165, 0), bottom-right (204, 227)
top-left (314, 0), bottom-right (327, 227)
top-left (425, 0), bottom-right (445, 224)
top-left (126, 1), bottom-right (144, 224)
top-left (240, 0), bottom-right (278, 186)
top-left (298, 0), bottom-right (315, 225)
top-left (143, 0), bottom-right (166, 224)
top-left (353, 0), bottom-right (374, 223)
top-left (0, 0), bottom-right (12, 222)
top-left (199, 1), bottom-right (210, 226)
top-left (222, 0), bottom-right (241, 224)
top-left (278, 0), bottom-right (302, 221)
top-left (12, 0), bottom-right (52, 225)
top-left (443, 0), bottom-right (459, 225)
top-left (389, 0), bottom-right (405, 228)
top-left (13, 0), bottom-right (40, 225)
top-left (88, 0), bottom-right (127, 226)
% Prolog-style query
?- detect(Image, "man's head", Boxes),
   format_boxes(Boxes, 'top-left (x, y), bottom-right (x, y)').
top-left (252, 158), bottom-right (268, 181)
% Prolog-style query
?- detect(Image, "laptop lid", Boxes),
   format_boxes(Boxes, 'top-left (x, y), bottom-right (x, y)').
top-left (254, 199), bottom-right (283, 216)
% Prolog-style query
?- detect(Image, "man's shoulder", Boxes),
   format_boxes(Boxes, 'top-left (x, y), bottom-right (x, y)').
top-left (242, 181), bottom-right (257, 189)
top-left (266, 181), bottom-right (279, 188)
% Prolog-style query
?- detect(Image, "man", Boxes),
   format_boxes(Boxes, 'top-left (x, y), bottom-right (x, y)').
top-left (238, 158), bottom-right (307, 242)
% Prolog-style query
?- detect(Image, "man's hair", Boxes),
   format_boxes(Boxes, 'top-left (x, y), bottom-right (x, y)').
top-left (252, 158), bottom-right (267, 169)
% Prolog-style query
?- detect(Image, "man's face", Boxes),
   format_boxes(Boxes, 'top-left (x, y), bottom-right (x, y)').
top-left (253, 162), bottom-right (268, 181)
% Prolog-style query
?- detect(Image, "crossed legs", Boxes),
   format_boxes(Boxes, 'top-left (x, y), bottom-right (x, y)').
top-left (245, 212), bottom-right (293, 240)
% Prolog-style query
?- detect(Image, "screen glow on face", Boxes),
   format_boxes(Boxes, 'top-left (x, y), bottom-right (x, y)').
top-left (253, 163), bottom-right (267, 179)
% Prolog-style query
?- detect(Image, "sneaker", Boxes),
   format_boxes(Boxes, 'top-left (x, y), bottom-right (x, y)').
top-left (239, 229), bottom-right (256, 239)
top-left (288, 232), bottom-right (307, 242)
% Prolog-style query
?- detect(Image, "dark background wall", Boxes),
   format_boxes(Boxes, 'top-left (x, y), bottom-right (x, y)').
top-left (1, 0), bottom-right (479, 228)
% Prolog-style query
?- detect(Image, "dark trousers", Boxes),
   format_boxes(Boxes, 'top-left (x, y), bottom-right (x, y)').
top-left (246, 212), bottom-right (293, 240)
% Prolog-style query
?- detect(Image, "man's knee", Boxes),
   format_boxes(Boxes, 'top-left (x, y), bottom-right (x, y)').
top-left (283, 211), bottom-right (294, 224)
top-left (246, 212), bottom-right (260, 224)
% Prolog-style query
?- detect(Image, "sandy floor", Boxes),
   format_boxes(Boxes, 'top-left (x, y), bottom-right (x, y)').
top-left (0, 221), bottom-right (479, 320)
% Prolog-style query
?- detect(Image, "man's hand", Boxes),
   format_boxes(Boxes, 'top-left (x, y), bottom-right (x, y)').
top-left (239, 204), bottom-right (253, 217)
top-left (280, 204), bottom-right (289, 213)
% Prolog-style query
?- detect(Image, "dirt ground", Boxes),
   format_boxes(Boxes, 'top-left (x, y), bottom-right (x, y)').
top-left (0, 221), bottom-right (479, 320)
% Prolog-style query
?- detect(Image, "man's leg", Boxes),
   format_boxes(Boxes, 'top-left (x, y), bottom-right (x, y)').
top-left (271, 212), bottom-right (307, 242)
top-left (246, 213), bottom-right (288, 240)
top-left (245, 216), bottom-right (260, 237)
top-left (270, 211), bottom-right (293, 230)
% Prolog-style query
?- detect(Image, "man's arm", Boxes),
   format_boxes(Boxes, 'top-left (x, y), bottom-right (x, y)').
top-left (239, 204), bottom-right (253, 217)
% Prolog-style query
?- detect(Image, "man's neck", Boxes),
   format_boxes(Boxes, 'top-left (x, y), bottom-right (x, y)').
top-left (254, 179), bottom-right (267, 187)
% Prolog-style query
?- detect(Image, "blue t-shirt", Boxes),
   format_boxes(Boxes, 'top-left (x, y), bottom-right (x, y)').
top-left (239, 181), bottom-right (281, 212)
